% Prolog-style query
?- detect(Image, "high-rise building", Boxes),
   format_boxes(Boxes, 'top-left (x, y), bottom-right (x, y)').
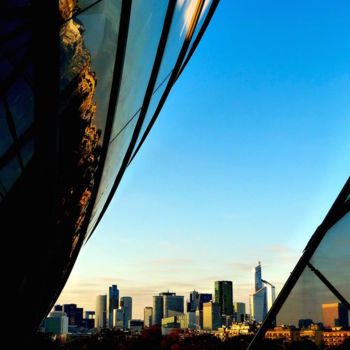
top-left (84, 311), bottom-right (95, 320)
top-left (234, 302), bottom-right (246, 323)
top-left (198, 294), bottom-right (213, 310)
top-left (2, 2), bottom-right (218, 336)
top-left (120, 296), bottom-right (132, 329)
top-left (108, 284), bottom-right (119, 328)
top-left (188, 290), bottom-right (199, 312)
top-left (95, 295), bottom-right (107, 330)
top-left (163, 294), bottom-right (184, 317)
top-left (249, 262), bottom-right (276, 323)
top-left (144, 307), bottom-right (153, 328)
top-left (203, 301), bottom-right (221, 331)
top-left (54, 305), bottom-right (63, 311)
top-left (63, 304), bottom-right (83, 327)
top-left (113, 308), bottom-right (124, 329)
top-left (44, 311), bottom-right (69, 335)
top-left (215, 281), bottom-right (233, 316)
top-left (153, 295), bottom-right (164, 326)
top-left (322, 303), bottom-right (349, 328)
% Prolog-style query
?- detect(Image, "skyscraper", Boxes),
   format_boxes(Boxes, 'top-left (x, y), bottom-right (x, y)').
top-left (198, 294), bottom-right (213, 310)
top-left (108, 284), bottom-right (119, 328)
top-left (120, 296), bottom-right (132, 329)
top-left (95, 295), bottom-right (107, 330)
top-left (234, 302), bottom-right (246, 323)
top-left (203, 301), bottom-right (221, 331)
top-left (1, 1), bottom-right (218, 335)
top-left (113, 308), bottom-right (124, 329)
top-left (188, 290), bottom-right (199, 312)
top-left (163, 294), bottom-right (184, 317)
top-left (144, 307), bottom-right (153, 328)
top-left (322, 303), bottom-right (349, 328)
top-left (215, 281), bottom-right (233, 316)
top-left (249, 262), bottom-right (275, 323)
top-left (63, 304), bottom-right (83, 327)
top-left (153, 295), bottom-right (164, 326)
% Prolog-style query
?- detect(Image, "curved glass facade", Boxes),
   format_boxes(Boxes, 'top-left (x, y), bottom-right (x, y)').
top-left (0, 0), bottom-right (218, 334)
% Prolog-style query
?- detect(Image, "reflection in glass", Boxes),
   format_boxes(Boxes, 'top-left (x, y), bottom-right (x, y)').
top-left (57, 0), bottom-right (121, 260)
top-left (93, 0), bottom-right (169, 229)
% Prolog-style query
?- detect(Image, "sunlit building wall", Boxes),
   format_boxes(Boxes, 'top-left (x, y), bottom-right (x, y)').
top-left (322, 303), bottom-right (349, 328)
top-left (95, 295), bottom-right (107, 330)
top-left (144, 306), bottom-right (153, 328)
top-left (203, 301), bottom-right (221, 331)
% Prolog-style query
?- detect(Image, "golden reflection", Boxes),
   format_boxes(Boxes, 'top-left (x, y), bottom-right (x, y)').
top-left (58, 1), bottom-right (102, 261)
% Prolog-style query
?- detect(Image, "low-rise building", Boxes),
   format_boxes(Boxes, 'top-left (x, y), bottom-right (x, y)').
top-left (323, 328), bottom-right (350, 348)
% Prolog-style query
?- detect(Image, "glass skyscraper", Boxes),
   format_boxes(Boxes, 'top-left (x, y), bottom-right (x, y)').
top-left (0, 0), bottom-right (218, 334)
top-left (108, 284), bottom-right (119, 328)
top-left (215, 281), bottom-right (233, 316)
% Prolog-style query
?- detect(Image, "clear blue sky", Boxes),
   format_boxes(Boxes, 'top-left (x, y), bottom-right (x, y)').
top-left (58, 0), bottom-right (350, 319)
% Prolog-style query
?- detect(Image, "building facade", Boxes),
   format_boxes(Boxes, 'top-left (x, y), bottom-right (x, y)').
top-left (108, 284), bottom-right (119, 328)
top-left (203, 301), bottom-right (221, 331)
top-left (144, 307), bottom-right (153, 328)
top-left (95, 295), bottom-right (107, 330)
top-left (0, 0), bottom-right (218, 335)
top-left (322, 303), bottom-right (349, 328)
top-left (215, 281), bottom-right (233, 316)
top-left (120, 296), bottom-right (132, 329)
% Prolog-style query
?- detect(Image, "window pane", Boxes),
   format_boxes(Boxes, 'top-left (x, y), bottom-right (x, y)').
top-left (6, 78), bottom-right (34, 137)
top-left (0, 100), bottom-right (14, 157)
top-left (153, 0), bottom-right (200, 91)
top-left (110, 0), bottom-right (169, 137)
top-left (88, 115), bottom-right (139, 233)
top-left (0, 155), bottom-right (21, 192)
top-left (309, 213), bottom-right (350, 303)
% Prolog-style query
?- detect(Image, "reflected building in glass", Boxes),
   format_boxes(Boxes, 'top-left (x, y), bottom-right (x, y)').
top-left (1, 0), bottom-right (219, 335)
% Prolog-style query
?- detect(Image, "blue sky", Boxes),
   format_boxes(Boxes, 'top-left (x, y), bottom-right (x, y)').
top-left (58, 0), bottom-right (350, 318)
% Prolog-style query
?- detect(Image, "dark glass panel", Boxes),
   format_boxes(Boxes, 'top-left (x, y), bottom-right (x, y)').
top-left (0, 155), bottom-right (21, 192)
top-left (6, 77), bottom-right (34, 136)
top-left (309, 212), bottom-right (350, 303)
top-left (20, 137), bottom-right (34, 167)
top-left (0, 99), bottom-right (14, 157)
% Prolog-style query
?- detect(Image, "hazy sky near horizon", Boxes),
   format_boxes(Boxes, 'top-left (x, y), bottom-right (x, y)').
top-left (57, 0), bottom-right (350, 319)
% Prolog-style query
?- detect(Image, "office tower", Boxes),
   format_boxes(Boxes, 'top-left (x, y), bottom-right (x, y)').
top-left (45, 311), bottom-right (68, 335)
top-left (2, 2), bottom-right (218, 336)
top-left (54, 305), bottom-right (62, 311)
top-left (153, 296), bottom-right (164, 326)
top-left (95, 295), bottom-right (107, 330)
top-left (108, 284), bottom-right (119, 328)
top-left (63, 304), bottom-right (83, 327)
top-left (215, 281), bottom-right (233, 316)
top-left (234, 302), bottom-right (246, 323)
top-left (322, 303), bottom-right (349, 328)
top-left (113, 308), bottom-right (124, 329)
top-left (144, 307), bottom-right (153, 328)
top-left (198, 294), bottom-right (213, 310)
top-left (249, 262), bottom-right (276, 322)
top-left (120, 296), bottom-right (132, 329)
top-left (163, 294), bottom-right (184, 317)
top-left (188, 290), bottom-right (199, 312)
top-left (203, 301), bottom-right (221, 331)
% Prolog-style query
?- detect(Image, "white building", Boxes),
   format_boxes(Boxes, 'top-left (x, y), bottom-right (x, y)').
top-left (95, 295), bottom-right (107, 329)
top-left (144, 306), bottom-right (153, 327)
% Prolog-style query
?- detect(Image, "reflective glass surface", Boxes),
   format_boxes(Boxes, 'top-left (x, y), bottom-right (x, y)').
top-left (57, 0), bottom-right (121, 246)
top-left (92, 0), bottom-right (169, 228)
top-left (0, 12), bottom-right (33, 196)
top-left (268, 211), bottom-right (350, 349)
top-left (154, 0), bottom-right (200, 90)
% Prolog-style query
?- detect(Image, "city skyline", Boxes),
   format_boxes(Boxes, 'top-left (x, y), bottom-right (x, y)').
top-left (57, 0), bottom-right (350, 320)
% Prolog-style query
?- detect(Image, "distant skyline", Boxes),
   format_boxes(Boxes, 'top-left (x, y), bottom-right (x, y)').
top-left (57, 0), bottom-right (350, 319)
